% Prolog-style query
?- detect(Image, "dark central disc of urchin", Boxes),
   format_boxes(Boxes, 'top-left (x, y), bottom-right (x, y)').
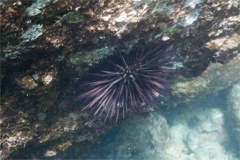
top-left (76, 43), bottom-right (182, 122)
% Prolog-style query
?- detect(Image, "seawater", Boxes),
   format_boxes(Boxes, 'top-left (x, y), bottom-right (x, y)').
top-left (63, 86), bottom-right (240, 160)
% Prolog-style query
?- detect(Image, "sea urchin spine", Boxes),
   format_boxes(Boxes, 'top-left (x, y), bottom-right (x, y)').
top-left (76, 44), bottom-right (182, 122)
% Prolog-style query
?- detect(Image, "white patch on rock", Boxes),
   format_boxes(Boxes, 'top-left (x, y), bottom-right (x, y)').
top-left (115, 12), bottom-right (128, 22)
top-left (21, 24), bottom-right (43, 42)
top-left (227, 81), bottom-right (240, 142)
top-left (183, 0), bottom-right (204, 9)
top-left (26, 0), bottom-right (51, 16)
top-left (180, 8), bottom-right (201, 27)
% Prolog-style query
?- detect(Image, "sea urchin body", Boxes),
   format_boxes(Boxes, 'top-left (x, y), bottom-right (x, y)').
top-left (76, 44), bottom-right (182, 122)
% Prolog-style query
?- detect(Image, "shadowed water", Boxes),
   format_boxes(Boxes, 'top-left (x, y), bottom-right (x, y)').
top-left (63, 87), bottom-right (240, 159)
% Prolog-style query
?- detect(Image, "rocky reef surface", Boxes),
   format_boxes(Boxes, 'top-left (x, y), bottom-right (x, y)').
top-left (1, 0), bottom-right (240, 159)
top-left (227, 81), bottom-right (240, 144)
top-left (67, 93), bottom-right (238, 159)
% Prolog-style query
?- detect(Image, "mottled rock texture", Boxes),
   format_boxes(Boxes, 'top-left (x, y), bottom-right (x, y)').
top-left (172, 54), bottom-right (240, 103)
top-left (227, 81), bottom-right (240, 143)
top-left (1, 0), bottom-right (239, 158)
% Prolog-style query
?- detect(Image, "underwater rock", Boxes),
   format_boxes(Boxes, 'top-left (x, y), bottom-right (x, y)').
top-left (37, 112), bottom-right (46, 121)
top-left (165, 124), bottom-right (189, 159)
top-left (172, 54), bottom-right (240, 103)
top-left (21, 24), bottom-right (43, 42)
top-left (109, 112), bottom-right (170, 159)
top-left (1, 0), bottom-right (240, 158)
top-left (187, 116), bottom-right (201, 129)
top-left (227, 81), bottom-right (240, 143)
top-left (193, 142), bottom-right (230, 160)
top-left (44, 149), bottom-right (57, 157)
top-left (197, 108), bottom-right (225, 134)
top-left (163, 106), bottom-right (232, 159)
top-left (40, 71), bottom-right (55, 85)
top-left (15, 75), bottom-right (38, 90)
top-left (187, 108), bottom-right (227, 151)
top-left (76, 112), bottom-right (170, 159)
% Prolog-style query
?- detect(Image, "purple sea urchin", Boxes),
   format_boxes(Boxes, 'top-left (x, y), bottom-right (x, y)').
top-left (76, 44), bottom-right (182, 122)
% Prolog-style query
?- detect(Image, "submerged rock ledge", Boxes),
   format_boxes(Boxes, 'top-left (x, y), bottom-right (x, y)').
top-left (172, 54), bottom-right (240, 103)
top-left (0, 0), bottom-right (239, 158)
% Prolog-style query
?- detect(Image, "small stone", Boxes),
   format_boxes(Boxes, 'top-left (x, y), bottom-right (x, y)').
top-left (162, 36), bottom-right (170, 41)
top-left (44, 149), bottom-right (57, 157)
top-left (15, 75), bottom-right (38, 90)
top-left (102, 15), bottom-right (111, 21)
top-left (32, 73), bottom-right (40, 81)
top-left (41, 73), bottom-right (54, 85)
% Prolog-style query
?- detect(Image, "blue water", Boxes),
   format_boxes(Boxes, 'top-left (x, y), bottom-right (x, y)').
top-left (63, 88), bottom-right (240, 159)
